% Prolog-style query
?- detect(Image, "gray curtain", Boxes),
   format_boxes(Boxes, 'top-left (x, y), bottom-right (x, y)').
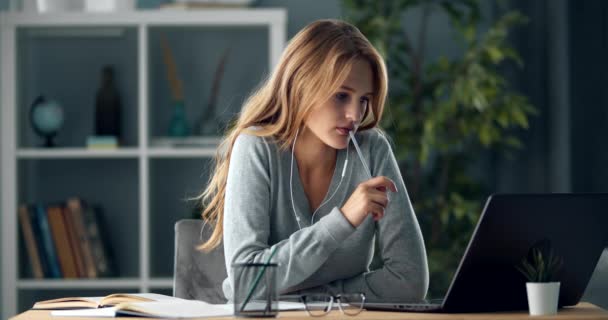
top-left (489, 0), bottom-right (608, 195)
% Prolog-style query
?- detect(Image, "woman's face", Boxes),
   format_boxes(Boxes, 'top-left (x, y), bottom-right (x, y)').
top-left (304, 59), bottom-right (374, 150)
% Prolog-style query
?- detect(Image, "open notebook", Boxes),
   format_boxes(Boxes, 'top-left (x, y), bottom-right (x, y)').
top-left (51, 300), bottom-right (307, 318)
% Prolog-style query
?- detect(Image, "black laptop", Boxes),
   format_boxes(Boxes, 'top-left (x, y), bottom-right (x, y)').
top-left (365, 193), bottom-right (608, 313)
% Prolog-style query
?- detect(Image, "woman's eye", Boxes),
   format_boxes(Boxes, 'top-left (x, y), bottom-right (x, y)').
top-left (360, 97), bottom-right (370, 110)
top-left (334, 92), bottom-right (349, 102)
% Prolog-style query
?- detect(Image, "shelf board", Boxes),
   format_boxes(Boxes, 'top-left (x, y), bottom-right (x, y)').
top-left (17, 278), bottom-right (174, 289)
top-left (0, 9), bottom-right (286, 27)
top-left (147, 147), bottom-right (217, 158)
top-left (17, 147), bottom-right (219, 158)
top-left (18, 278), bottom-right (141, 289)
top-left (26, 27), bottom-right (126, 37)
top-left (17, 148), bottom-right (140, 159)
top-left (148, 278), bottom-right (173, 288)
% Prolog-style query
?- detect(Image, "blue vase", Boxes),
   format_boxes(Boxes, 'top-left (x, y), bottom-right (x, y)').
top-left (168, 100), bottom-right (190, 137)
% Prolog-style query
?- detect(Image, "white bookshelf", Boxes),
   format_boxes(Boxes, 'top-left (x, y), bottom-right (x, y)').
top-left (1, 9), bottom-right (286, 318)
top-left (16, 148), bottom-right (219, 159)
top-left (17, 148), bottom-right (141, 158)
top-left (17, 278), bottom-right (142, 289)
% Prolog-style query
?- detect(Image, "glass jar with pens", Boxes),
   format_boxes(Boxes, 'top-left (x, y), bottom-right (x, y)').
top-left (232, 261), bottom-right (279, 317)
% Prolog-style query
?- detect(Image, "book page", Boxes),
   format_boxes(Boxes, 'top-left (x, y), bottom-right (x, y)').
top-left (51, 307), bottom-right (117, 317)
top-left (115, 300), bottom-right (232, 318)
top-left (100, 293), bottom-right (184, 306)
top-left (33, 296), bottom-right (104, 309)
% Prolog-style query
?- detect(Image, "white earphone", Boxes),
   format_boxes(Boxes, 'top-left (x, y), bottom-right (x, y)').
top-left (289, 127), bottom-right (350, 230)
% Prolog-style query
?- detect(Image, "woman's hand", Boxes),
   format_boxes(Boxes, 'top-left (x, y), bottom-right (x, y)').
top-left (340, 176), bottom-right (398, 227)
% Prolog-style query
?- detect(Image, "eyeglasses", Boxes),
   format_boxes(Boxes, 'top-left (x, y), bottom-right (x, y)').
top-left (281, 293), bottom-right (366, 317)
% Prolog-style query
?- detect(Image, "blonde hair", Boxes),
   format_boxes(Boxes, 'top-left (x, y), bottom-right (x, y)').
top-left (196, 19), bottom-right (388, 251)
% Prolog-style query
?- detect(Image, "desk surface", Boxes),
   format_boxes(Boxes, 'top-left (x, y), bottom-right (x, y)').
top-left (11, 303), bottom-right (608, 320)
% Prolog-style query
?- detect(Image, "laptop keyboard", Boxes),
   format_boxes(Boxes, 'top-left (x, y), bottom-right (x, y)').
top-left (365, 302), bottom-right (443, 312)
top-left (397, 303), bottom-right (442, 311)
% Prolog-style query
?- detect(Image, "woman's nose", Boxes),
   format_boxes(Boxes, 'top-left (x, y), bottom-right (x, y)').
top-left (345, 101), bottom-right (363, 124)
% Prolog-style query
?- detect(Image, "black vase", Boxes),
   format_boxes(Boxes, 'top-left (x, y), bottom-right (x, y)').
top-left (95, 65), bottom-right (122, 140)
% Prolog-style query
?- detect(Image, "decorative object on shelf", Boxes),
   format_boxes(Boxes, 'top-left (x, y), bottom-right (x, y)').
top-left (160, 33), bottom-right (190, 137)
top-left (161, 0), bottom-right (256, 10)
top-left (94, 65), bottom-right (122, 144)
top-left (86, 136), bottom-right (118, 149)
top-left (20, 0), bottom-right (38, 12)
top-left (27, 0), bottom-right (83, 12)
top-left (168, 100), bottom-right (190, 137)
top-left (20, 0), bottom-right (135, 12)
top-left (29, 95), bottom-right (64, 148)
top-left (516, 240), bottom-right (563, 316)
top-left (194, 46), bottom-right (232, 136)
top-left (84, 0), bottom-right (136, 12)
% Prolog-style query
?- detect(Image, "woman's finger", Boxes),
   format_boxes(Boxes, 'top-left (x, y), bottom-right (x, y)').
top-left (364, 176), bottom-right (397, 193)
top-left (369, 191), bottom-right (389, 207)
top-left (369, 202), bottom-right (385, 218)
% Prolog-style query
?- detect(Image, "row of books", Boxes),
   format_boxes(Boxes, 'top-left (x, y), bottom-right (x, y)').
top-left (18, 198), bottom-right (115, 279)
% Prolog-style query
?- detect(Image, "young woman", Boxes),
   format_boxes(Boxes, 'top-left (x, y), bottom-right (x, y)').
top-left (197, 19), bottom-right (429, 303)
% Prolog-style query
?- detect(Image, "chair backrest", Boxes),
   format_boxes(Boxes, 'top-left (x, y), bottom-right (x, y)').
top-left (173, 219), bottom-right (227, 303)
top-left (582, 249), bottom-right (608, 309)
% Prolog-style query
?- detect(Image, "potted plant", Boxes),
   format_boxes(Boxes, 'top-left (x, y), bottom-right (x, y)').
top-left (516, 243), bottom-right (564, 316)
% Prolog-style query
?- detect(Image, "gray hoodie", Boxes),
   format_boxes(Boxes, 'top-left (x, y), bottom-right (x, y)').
top-left (222, 127), bottom-right (429, 302)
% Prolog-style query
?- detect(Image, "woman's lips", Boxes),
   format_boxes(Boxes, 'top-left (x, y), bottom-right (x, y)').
top-left (336, 127), bottom-right (351, 136)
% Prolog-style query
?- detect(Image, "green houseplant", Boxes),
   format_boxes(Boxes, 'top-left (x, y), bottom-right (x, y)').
top-left (516, 244), bottom-right (563, 315)
top-left (342, 0), bottom-right (537, 297)
top-left (517, 246), bottom-right (563, 283)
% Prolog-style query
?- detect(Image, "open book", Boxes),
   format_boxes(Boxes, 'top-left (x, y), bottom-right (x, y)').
top-left (51, 300), bottom-right (232, 318)
top-left (33, 293), bottom-right (181, 310)
top-left (51, 300), bottom-right (306, 318)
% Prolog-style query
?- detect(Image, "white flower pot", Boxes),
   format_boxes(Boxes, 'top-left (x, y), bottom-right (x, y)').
top-left (526, 282), bottom-right (560, 316)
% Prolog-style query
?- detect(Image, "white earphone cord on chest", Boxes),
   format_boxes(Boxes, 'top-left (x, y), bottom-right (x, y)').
top-left (290, 127), bottom-right (350, 230)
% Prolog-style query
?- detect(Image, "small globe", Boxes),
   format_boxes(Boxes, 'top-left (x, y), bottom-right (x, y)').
top-left (32, 99), bottom-right (63, 134)
top-left (29, 96), bottom-right (64, 147)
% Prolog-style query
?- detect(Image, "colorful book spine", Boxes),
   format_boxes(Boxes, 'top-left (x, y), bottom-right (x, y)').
top-left (67, 198), bottom-right (97, 278)
top-left (82, 205), bottom-right (115, 277)
top-left (48, 206), bottom-right (79, 278)
top-left (28, 205), bottom-right (51, 277)
top-left (35, 204), bottom-right (62, 278)
top-left (63, 206), bottom-right (86, 278)
top-left (18, 205), bottom-right (44, 279)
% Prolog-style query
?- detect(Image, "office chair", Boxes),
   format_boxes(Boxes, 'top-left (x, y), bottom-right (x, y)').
top-left (173, 219), bottom-right (228, 304)
top-left (583, 248), bottom-right (608, 309)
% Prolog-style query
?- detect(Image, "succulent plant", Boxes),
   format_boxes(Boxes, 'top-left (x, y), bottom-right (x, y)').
top-left (517, 243), bottom-right (563, 283)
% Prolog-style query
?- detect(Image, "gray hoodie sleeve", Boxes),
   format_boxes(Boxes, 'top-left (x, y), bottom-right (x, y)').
top-left (222, 133), bottom-right (356, 301)
top-left (322, 131), bottom-right (430, 302)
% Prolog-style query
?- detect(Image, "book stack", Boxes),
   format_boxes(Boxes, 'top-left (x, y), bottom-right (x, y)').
top-left (18, 198), bottom-right (115, 279)
top-left (86, 135), bottom-right (118, 149)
